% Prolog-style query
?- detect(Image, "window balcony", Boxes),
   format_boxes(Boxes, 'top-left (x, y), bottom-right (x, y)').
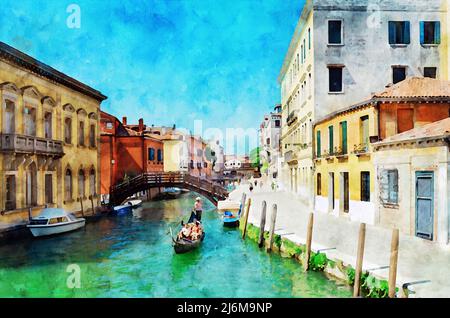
top-left (352, 143), bottom-right (370, 156)
top-left (286, 111), bottom-right (298, 126)
top-left (0, 133), bottom-right (64, 157)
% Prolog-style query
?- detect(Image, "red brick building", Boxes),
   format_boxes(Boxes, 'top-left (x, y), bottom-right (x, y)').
top-left (100, 112), bottom-right (164, 195)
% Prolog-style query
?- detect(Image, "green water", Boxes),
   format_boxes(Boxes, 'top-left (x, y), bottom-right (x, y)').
top-left (0, 192), bottom-right (351, 298)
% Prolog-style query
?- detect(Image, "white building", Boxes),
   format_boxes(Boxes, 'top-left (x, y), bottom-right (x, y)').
top-left (278, 0), bottom-right (449, 208)
top-left (208, 139), bottom-right (225, 175)
top-left (259, 104), bottom-right (282, 178)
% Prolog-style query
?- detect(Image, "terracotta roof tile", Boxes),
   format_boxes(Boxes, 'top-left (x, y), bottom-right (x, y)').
top-left (373, 77), bottom-right (450, 98)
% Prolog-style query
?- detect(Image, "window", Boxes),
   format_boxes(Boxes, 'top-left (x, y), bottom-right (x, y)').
top-left (308, 28), bottom-right (311, 49)
top-left (45, 174), bottom-right (53, 204)
top-left (317, 173), bottom-right (322, 195)
top-left (328, 20), bottom-right (342, 44)
top-left (64, 118), bottom-right (72, 144)
top-left (303, 39), bottom-right (306, 60)
top-left (328, 66), bottom-right (343, 92)
top-left (24, 106), bottom-right (36, 136)
top-left (380, 169), bottom-right (399, 204)
top-left (328, 125), bottom-right (334, 154)
top-left (424, 67), bottom-right (437, 78)
top-left (89, 124), bottom-right (96, 147)
top-left (5, 175), bottom-right (16, 210)
top-left (393, 66), bottom-right (406, 84)
top-left (301, 45), bottom-right (304, 64)
top-left (339, 121), bottom-right (347, 154)
top-left (360, 115), bottom-right (369, 148)
top-left (420, 21), bottom-right (440, 45)
top-left (106, 121), bottom-right (113, 129)
top-left (89, 169), bottom-right (96, 196)
top-left (204, 162), bottom-right (208, 168)
top-left (4, 99), bottom-right (15, 134)
top-left (65, 169), bottom-right (72, 201)
top-left (148, 148), bottom-right (155, 161)
top-left (78, 170), bottom-right (85, 198)
top-left (274, 119), bottom-right (280, 128)
top-left (157, 149), bottom-right (162, 162)
top-left (266, 138), bottom-right (270, 145)
top-left (361, 171), bottom-right (370, 202)
top-left (78, 121), bottom-right (85, 146)
top-left (316, 131), bottom-right (321, 157)
top-left (44, 112), bottom-right (52, 139)
top-left (388, 21), bottom-right (410, 45)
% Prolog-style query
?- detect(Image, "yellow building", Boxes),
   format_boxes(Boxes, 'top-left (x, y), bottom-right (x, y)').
top-left (0, 42), bottom-right (106, 229)
top-left (313, 102), bottom-right (377, 224)
top-left (162, 134), bottom-right (189, 173)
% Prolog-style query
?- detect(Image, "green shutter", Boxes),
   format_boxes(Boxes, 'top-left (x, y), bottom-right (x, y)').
top-left (404, 21), bottom-right (410, 44)
top-left (435, 21), bottom-right (441, 44)
top-left (329, 126), bottom-right (334, 154)
top-left (341, 121), bottom-right (347, 154)
top-left (388, 21), bottom-right (396, 44)
top-left (420, 21), bottom-right (425, 44)
top-left (317, 131), bottom-right (321, 157)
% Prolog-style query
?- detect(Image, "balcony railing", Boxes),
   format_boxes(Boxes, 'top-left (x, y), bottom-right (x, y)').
top-left (0, 133), bottom-right (64, 157)
top-left (286, 111), bottom-right (298, 126)
top-left (352, 143), bottom-right (369, 155)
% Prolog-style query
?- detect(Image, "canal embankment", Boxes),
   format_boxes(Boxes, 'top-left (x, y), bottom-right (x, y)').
top-left (228, 184), bottom-right (450, 298)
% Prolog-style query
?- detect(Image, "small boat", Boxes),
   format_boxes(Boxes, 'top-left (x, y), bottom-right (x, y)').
top-left (27, 208), bottom-right (85, 237)
top-left (223, 210), bottom-right (240, 228)
top-left (125, 199), bottom-right (142, 208)
top-left (163, 187), bottom-right (181, 198)
top-left (172, 212), bottom-right (205, 254)
top-left (112, 204), bottom-right (133, 216)
top-left (217, 200), bottom-right (241, 213)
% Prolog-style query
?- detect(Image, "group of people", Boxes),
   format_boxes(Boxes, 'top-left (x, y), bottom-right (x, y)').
top-left (177, 197), bottom-right (204, 241)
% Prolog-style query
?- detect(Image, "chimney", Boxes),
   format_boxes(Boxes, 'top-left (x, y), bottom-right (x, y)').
top-left (122, 117), bottom-right (127, 125)
top-left (138, 118), bottom-right (144, 132)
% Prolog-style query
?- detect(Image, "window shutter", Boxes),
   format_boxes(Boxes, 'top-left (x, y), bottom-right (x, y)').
top-left (388, 21), bottom-right (395, 44)
top-left (379, 170), bottom-right (389, 203)
top-left (404, 21), bottom-right (410, 44)
top-left (420, 21), bottom-right (425, 44)
top-left (435, 21), bottom-right (441, 44)
top-left (317, 131), bottom-right (321, 157)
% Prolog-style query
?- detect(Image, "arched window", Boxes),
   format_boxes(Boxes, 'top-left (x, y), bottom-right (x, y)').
top-left (64, 118), bottom-right (72, 144)
top-left (157, 149), bottom-right (162, 162)
top-left (65, 169), bottom-right (72, 201)
top-left (78, 169), bottom-right (85, 198)
top-left (44, 112), bottom-right (52, 139)
top-left (89, 124), bottom-right (96, 147)
top-left (24, 106), bottom-right (36, 136)
top-left (4, 99), bottom-right (15, 134)
top-left (26, 163), bottom-right (37, 206)
top-left (148, 148), bottom-right (155, 161)
top-left (78, 121), bottom-right (85, 146)
top-left (89, 169), bottom-right (96, 196)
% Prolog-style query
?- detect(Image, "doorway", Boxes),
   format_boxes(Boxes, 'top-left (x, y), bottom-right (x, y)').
top-left (415, 171), bottom-right (434, 240)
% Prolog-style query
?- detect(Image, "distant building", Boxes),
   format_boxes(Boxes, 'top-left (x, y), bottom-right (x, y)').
top-left (259, 104), bottom-right (282, 178)
top-left (0, 41), bottom-right (107, 228)
top-left (278, 0), bottom-right (449, 208)
top-left (373, 118), bottom-right (450, 244)
top-left (208, 139), bottom-right (225, 176)
top-left (313, 77), bottom-right (450, 225)
top-left (188, 135), bottom-right (212, 178)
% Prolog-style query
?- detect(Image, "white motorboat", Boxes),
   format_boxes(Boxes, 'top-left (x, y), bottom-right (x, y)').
top-left (217, 200), bottom-right (241, 212)
top-left (27, 208), bottom-right (85, 237)
top-left (125, 199), bottom-right (143, 208)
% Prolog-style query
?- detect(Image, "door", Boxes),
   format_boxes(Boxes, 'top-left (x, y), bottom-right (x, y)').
top-left (329, 172), bottom-right (335, 211)
top-left (343, 172), bottom-right (349, 212)
top-left (415, 171), bottom-right (434, 240)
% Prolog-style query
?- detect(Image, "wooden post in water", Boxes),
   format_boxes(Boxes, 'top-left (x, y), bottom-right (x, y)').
top-left (258, 201), bottom-right (267, 248)
top-left (388, 228), bottom-right (400, 298)
top-left (353, 223), bottom-right (366, 297)
top-left (267, 204), bottom-right (278, 252)
top-left (90, 195), bottom-right (95, 216)
top-left (79, 197), bottom-right (85, 217)
top-left (239, 193), bottom-right (247, 216)
top-left (241, 198), bottom-right (252, 239)
top-left (304, 212), bottom-right (314, 271)
top-left (28, 207), bottom-right (32, 221)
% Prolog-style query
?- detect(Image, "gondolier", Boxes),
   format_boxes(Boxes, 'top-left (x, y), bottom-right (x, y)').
top-left (194, 197), bottom-right (203, 221)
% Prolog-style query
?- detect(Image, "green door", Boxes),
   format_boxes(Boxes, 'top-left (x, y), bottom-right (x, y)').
top-left (415, 171), bottom-right (434, 240)
top-left (340, 121), bottom-right (347, 154)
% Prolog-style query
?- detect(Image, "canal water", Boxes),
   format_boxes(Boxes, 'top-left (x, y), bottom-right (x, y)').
top-left (0, 192), bottom-right (351, 298)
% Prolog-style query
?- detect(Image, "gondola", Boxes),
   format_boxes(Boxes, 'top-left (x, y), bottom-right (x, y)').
top-left (171, 211), bottom-right (205, 254)
top-left (223, 210), bottom-right (240, 228)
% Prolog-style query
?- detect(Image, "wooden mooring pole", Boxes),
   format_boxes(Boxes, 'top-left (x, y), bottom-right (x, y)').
top-left (388, 228), bottom-right (400, 298)
top-left (79, 197), bottom-right (85, 217)
top-left (258, 201), bottom-right (267, 248)
top-left (267, 204), bottom-right (278, 252)
top-left (304, 212), bottom-right (314, 271)
top-left (353, 223), bottom-right (366, 297)
top-left (241, 198), bottom-right (252, 239)
top-left (90, 195), bottom-right (95, 216)
top-left (239, 193), bottom-right (246, 216)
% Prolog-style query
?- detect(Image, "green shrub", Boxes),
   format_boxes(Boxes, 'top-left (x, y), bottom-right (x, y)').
top-left (281, 239), bottom-right (304, 258)
top-left (361, 275), bottom-right (390, 298)
top-left (347, 267), bottom-right (356, 285)
top-left (309, 252), bottom-right (328, 271)
top-left (273, 234), bottom-right (282, 248)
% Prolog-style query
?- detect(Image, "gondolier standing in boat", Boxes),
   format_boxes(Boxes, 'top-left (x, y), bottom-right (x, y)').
top-left (194, 197), bottom-right (203, 221)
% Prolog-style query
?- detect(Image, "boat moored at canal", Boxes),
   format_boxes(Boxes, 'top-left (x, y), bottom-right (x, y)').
top-left (125, 199), bottom-right (143, 208)
top-left (27, 208), bottom-right (86, 237)
top-left (112, 205), bottom-right (133, 215)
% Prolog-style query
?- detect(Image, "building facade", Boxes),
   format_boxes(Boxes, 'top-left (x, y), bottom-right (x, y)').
top-left (313, 77), bottom-right (450, 225)
top-left (259, 104), bottom-right (282, 179)
top-left (278, 0), bottom-right (449, 207)
top-left (0, 42), bottom-right (106, 227)
top-left (373, 118), bottom-right (450, 244)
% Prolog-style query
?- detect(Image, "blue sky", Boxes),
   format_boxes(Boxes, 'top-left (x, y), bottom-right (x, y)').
top-left (0, 0), bottom-right (304, 153)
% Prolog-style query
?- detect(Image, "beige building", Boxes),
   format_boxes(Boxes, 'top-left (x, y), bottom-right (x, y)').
top-left (278, 0), bottom-right (449, 208)
top-left (373, 118), bottom-right (450, 244)
top-left (0, 42), bottom-right (106, 229)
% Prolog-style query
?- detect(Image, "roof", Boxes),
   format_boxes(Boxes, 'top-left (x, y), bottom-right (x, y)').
top-left (314, 78), bottom-right (450, 126)
top-left (373, 77), bottom-right (450, 99)
top-left (36, 208), bottom-right (69, 219)
top-left (377, 117), bottom-right (450, 144)
top-left (0, 42), bottom-right (107, 102)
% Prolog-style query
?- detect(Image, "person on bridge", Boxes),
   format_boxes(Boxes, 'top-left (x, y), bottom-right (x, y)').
top-left (194, 197), bottom-right (203, 221)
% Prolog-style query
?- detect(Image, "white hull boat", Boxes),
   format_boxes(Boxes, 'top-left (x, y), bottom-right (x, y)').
top-left (125, 199), bottom-right (143, 208)
top-left (27, 208), bottom-right (85, 237)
